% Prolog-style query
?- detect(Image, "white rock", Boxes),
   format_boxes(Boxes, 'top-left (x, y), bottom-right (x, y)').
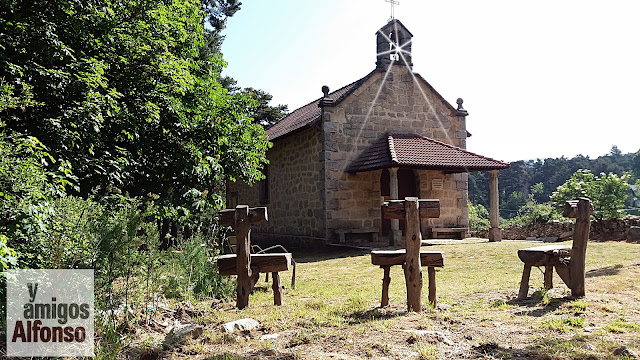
top-left (221, 318), bottom-right (261, 333)
top-left (162, 323), bottom-right (204, 349)
top-left (582, 343), bottom-right (595, 351)
top-left (259, 333), bottom-right (280, 341)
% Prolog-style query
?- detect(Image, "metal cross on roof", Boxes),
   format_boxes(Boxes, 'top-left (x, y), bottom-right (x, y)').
top-left (385, 0), bottom-right (400, 21)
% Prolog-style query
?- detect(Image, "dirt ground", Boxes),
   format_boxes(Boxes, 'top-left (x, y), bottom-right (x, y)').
top-left (124, 240), bottom-right (640, 360)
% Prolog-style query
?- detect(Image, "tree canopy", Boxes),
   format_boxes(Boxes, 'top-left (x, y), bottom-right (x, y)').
top-left (0, 0), bottom-right (269, 216)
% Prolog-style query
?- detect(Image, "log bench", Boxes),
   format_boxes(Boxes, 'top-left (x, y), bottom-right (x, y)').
top-left (517, 245), bottom-right (572, 298)
top-left (335, 228), bottom-right (379, 244)
top-left (517, 198), bottom-right (592, 299)
top-left (371, 250), bottom-right (444, 307)
top-left (216, 253), bottom-right (292, 305)
top-left (431, 227), bottom-right (468, 240)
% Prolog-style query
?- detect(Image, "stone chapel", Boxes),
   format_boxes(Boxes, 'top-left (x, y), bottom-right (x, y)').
top-left (227, 19), bottom-right (510, 248)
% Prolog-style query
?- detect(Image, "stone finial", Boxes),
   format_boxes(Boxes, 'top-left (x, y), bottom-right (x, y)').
top-left (322, 85), bottom-right (330, 98)
top-left (456, 98), bottom-right (464, 110)
top-left (319, 85), bottom-right (334, 108)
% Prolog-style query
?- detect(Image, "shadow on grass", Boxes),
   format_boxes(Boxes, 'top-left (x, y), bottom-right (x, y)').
top-left (345, 307), bottom-right (405, 324)
top-left (292, 248), bottom-right (370, 264)
top-left (509, 296), bottom-right (572, 317)
top-left (585, 264), bottom-right (623, 278)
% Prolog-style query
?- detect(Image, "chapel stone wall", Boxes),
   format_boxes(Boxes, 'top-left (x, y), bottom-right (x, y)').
top-left (228, 127), bottom-right (326, 242)
top-left (323, 64), bottom-right (469, 241)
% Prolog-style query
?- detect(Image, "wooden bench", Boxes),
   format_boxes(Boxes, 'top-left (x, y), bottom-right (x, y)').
top-left (371, 250), bottom-right (444, 307)
top-left (335, 228), bottom-right (379, 243)
top-left (216, 253), bottom-right (292, 306)
top-left (517, 198), bottom-right (592, 299)
top-left (431, 227), bottom-right (468, 239)
top-left (517, 245), bottom-right (572, 298)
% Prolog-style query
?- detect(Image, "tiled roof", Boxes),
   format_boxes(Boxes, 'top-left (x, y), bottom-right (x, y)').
top-left (347, 133), bottom-right (510, 173)
top-left (266, 71), bottom-right (377, 141)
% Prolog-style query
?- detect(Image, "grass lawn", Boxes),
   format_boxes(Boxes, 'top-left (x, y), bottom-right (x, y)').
top-left (127, 239), bottom-right (640, 359)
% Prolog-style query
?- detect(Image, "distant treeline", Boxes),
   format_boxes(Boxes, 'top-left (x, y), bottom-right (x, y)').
top-left (469, 146), bottom-right (639, 218)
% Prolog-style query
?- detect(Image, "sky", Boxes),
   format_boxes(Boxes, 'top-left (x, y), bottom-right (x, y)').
top-left (220, 1), bottom-right (640, 163)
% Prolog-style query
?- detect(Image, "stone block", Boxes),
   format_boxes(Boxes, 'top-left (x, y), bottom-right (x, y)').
top-left (627, 227), bottom-right (640, 242)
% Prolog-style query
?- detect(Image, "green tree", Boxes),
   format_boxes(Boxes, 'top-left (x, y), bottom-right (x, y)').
top-left (0, 0), bottom-right (269, 215)
top-left (468, 201), bottom-right (490, 231)
top-left (632, 149), bottom-right (640, 180)
top-left (551, 169), bottom-right (630, 220)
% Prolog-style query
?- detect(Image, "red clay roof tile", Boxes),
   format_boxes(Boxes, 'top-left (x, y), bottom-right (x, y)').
top-left (347, 133), bottom-right (509, 173)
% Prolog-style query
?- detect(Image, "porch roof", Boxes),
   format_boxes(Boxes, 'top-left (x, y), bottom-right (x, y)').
top-left (346, 133), bottom-right (510, 173)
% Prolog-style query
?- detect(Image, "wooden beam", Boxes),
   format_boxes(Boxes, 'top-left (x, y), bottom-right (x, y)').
top-left (427, 267), bottom-right (437, 307)
top-left (570, 198), bottom-right (591, 297)
top-left (517, 245), bottom-right (572, 267)
top-left (518, 264), bottom-right (532, 299)
top-left (272, 272), bottom-right (283, 306)
top-left (403, 198), bottom-right (422, 312)
top-left (382, 199), bottom-right (440, 219)
top-left (216, 253), bottom-right (292, 276)
top-left (381, 266), bottom-right (391, 307)
top-left (555, 264), bottom-right (572, 288)
top-left (544, 266), bottom-right (554, 289)
top-left (219, 206), bottom-right (268, 227)
top-left (371, 251), bottom-right (445, 267)
top-left (235, 205), bottom-right (252, 309)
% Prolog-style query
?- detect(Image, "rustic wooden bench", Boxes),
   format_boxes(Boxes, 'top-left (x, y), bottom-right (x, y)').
top-left (216, 253), bottom-right (292, 306)
top-left (371, 250), bottom-right (444, 307)
top-left (335, 228), bottom-right (379, 243)
top-left (517, 245), bottom-right (572, 298)
top-left (431, 227), bottom-right (468, 239)
top-left (517, 198), bottom-right (592, 299)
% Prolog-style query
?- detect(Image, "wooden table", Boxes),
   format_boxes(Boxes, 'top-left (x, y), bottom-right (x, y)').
top-left (371, 250), bottom-right (444, 307)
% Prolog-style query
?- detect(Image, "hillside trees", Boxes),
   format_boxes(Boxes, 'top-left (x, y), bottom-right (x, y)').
top-left (0, 0), bottom-right (269, 215)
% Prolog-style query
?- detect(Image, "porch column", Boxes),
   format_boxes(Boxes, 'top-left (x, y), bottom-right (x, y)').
top-left (389, 167), bottom-right (403, 245)
top-left (488, 170), bottom-right (502, 242)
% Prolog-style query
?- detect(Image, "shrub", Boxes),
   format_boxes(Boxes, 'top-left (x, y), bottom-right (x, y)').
top-left (551, 169), bottom-right (631, 220)
top-left (468, 201), bottom-right (490, 231)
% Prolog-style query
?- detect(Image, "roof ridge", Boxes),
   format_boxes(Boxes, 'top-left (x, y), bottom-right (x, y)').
top-left (387, 133), bottom-right (399, 163)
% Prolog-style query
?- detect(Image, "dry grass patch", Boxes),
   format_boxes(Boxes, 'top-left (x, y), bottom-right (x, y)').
top-left (123, 239), bottom-right (640, 359)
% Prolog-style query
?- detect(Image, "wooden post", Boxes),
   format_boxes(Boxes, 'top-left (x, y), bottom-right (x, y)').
top-left (234, 206), bottom-right (252, 309)
top-left (381, 266), bottom-right (391, 307)
top-left (544, 266), bottom-right (553, 289)
top-left (272, 272), bottom-right (283, 306)
top-left (427, 267), bottom-right (436, 307)
top-left (404, 197), bottom-right (422, 312)
top-left (219, 206), bottom-right (269, 309)
top-left (518, 264), bottom-right (532, 299)
top-left (382, 198), bottom-right (440, 312)
top-left (563, 198), bottom-right (592, 298)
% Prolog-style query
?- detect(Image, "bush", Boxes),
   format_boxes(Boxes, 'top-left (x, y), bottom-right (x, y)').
top-left (468, 201), bottom-right (490, 231)
top-left (551, 169), bottom-right (630, 220)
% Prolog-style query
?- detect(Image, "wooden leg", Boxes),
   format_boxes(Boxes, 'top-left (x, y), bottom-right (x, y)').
top-left (428, 267), bottom-right (436, 308)
top-left (518, 264), bottom-right (532, 299)
top-left (265, 272), bottom-right (269, 283)
top-left (544, 266), bottom-right (553, 289)
top-left (381, 266), bottom-right (391, 307)
top-left (272, 272), bottom-right (283, 306)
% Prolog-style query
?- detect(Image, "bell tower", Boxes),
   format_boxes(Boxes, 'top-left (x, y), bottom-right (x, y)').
top-left (376, 19), bottom-right (413, 71)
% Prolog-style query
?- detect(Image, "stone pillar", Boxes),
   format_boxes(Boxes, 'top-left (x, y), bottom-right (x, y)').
top-left (389, 167), bottom-right (403, 245)
top-left (488, 170), bottom-right (501, 242)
